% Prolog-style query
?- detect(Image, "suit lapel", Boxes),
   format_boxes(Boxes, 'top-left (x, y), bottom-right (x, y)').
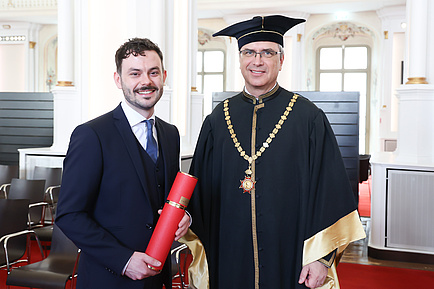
top-left (113, 105), bottom-right (151, 199)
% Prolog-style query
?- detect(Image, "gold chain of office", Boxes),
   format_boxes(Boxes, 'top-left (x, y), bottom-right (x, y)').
top-left (223, 93), bottom-right (299, 193)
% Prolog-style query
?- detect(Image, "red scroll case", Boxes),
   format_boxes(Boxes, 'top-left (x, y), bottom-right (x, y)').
top-left (145, 171), bottom-right (197, 271)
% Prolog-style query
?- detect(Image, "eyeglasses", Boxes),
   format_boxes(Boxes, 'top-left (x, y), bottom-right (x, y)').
top-left (239, 49), bottom-right (282, 58)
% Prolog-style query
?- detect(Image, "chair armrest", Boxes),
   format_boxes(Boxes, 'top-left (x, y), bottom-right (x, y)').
top-left (0, 229), bottom-right (45, 272)
top-left (0, 183), bottom-right (11, 198)
top-left (28, 202), bottom-right (49, 227)
top-left (44, 185), bottom-right (61, 205)
top-left (29, 202), bottom-right (49, 209)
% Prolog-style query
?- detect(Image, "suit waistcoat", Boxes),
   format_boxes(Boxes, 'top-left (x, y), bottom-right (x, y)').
top-left (136, 139), bottom-right (172, 287)
top-left (136, 139), bottom-right (166, 225)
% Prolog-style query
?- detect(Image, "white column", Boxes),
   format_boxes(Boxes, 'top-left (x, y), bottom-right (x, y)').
top-left (369, 0), bottom-right (434, 260)
top-left (50, 0), bottom-right (80, 151)
top-left (289, 13), bottom-right (309, 91)
top-left (56, 0), bottom-right (74, 86)
top-left (394, 0), bottom-right (434, 164)
top-left (406, 0), bottom-right (428, 84)
top-left (28, 41), bottom-right (36, 91)
top-left (376, 6), bottom-right (406, 151)
top-left (186, 0), bottom-right (204, 153)
top-left (27, 23), bottom-right (40, 92)
top-left (127, 0), bottom-right (166, 53)
top-left (190, 0), bottom-right (198, 92)
top-left (171, 0), bottom-right (190, 137)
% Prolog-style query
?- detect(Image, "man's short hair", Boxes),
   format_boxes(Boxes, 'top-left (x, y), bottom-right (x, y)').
top-left (279, 44), bottom-right (284, 59)
top-left (115, 38), bottom-right (164, 74)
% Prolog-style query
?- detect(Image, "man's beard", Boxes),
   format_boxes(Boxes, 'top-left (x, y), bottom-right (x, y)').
top-left (123, 85), bottom-right (163, 111)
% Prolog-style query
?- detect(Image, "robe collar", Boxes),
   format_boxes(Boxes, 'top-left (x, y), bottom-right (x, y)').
top-left (242, 83), bottom-right (280, 104)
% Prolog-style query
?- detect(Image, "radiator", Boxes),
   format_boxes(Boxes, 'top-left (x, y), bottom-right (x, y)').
top-left (386, 169), bottom-right (434, 252)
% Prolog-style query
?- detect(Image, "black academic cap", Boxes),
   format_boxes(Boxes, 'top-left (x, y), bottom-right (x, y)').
top-left (213, 15), bottom-right (306, 50)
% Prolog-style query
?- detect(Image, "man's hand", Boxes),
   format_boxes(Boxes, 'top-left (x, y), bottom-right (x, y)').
top-left (298, 261), bottom-right (328, 288)
top-left (175, 212), bottom-right (190, 241)
top-left (157, 210), bottom-right (190, 241)
top-left (124, 252), bottom-right (161, 280)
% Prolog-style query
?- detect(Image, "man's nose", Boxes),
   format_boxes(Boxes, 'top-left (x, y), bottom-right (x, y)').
top-left (253, 53), bottom-right (264, 64)
top-left (140, 74), bottom-right (152, 86)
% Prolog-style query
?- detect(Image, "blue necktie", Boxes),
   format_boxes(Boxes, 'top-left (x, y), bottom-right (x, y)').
top-left (144, 119), bottom-right (158, 163)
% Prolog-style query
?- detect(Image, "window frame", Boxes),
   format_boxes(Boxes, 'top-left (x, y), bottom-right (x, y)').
top-left (316, 44), bottom-right (372, 154)
top-left (197, 49), bottom-right (226, 94)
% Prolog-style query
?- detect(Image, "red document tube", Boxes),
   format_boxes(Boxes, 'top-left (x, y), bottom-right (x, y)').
top-left (145, 171), bottom-right (197, 271)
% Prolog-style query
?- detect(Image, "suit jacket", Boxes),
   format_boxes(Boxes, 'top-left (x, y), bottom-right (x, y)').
top-left (56, 104), bottom-right (180, 289)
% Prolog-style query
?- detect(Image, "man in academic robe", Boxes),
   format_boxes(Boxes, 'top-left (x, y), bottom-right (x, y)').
top-left (188, 15), bottom-right (366, 289)
top-left (56, 38), bottom-right (190, 289)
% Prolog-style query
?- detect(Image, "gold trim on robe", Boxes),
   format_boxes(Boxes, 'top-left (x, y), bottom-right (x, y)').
top-left (302, 210), bottom-right (366, 288)
top-left (179, 229), bottom-right (209, 289)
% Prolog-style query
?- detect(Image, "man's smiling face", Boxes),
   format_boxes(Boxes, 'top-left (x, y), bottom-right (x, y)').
top-left (114, 50), bottom-right (167, 118)
top-left (239, 41), bottom-right (284, 97)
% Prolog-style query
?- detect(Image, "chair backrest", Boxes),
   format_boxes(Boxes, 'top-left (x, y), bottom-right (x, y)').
top-left (50, 223), bottom-right (79, 258)
top-left (8, 178), bottom-right (46, 203)
top-left (0, 199), bottom-right (30, 266)
top-left (0, 164), bottom-right (19, 185)
top-left (0, 165), bottom-right (19, 199)
top-left (8, 178), bottom-right (46, 225)
top-left (32, 166), bottom-right (62, 191)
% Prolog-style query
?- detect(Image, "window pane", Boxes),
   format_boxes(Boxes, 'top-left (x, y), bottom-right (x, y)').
top-left (204, 75), bottom-right (223, 95)
top-left (319, 73), bottom-right (342, 91)
top-left (344, 73), bottom-right (366, 94)
top-left (197, 51), bottom-right (203, 73)
top-left (320, 47), bottom-right (342, 69)
top-left (344, 47), bottom-right (367, 69)
top-left (204, 51), bottom-right (224, 72)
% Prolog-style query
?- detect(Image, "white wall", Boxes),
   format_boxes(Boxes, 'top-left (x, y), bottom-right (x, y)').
top-left (277, 36), bottom-right (294, 90)
top-left (38, 24), bottom-right (57, 92)
top-left (0, 43), bottom-right (25, 91)
top-left (85, 0), bottom-right (128, 120)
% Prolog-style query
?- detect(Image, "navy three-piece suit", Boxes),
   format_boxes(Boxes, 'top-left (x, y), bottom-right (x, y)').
top-left (56, 104), bottom-right (180, 288)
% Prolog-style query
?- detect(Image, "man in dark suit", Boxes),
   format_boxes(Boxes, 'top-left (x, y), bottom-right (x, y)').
top-left (56, 38), bottom-right (190, 289)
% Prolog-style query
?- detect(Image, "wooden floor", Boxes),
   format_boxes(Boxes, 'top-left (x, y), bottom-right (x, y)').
top-left (341, 217), bottom-right (434, 271)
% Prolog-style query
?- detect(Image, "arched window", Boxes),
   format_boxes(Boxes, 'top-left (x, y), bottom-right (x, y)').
top-left (312, 22), bottom-right (374, 154)
top-left (197, 27), bottom-right (227, 116)
top-left (317, 45), bottom-right (371, 153)
top-left (196, 49), bottom-right (226, 107)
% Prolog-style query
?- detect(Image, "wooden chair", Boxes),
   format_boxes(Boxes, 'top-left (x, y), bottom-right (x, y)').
top-left (6, 223), bottom-right (80, 289)
top-left (0, 164), bottom-right (19, 199)
top-left (0, 199), bottom-right (44, 273)
top-left (32, 166), bottom-right (62, 224)
top-left (7, 178), bottom-right (47, 229)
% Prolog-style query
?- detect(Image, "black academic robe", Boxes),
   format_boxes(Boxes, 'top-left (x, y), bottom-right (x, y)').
top-left (188, 85), bottom-right (365, 289)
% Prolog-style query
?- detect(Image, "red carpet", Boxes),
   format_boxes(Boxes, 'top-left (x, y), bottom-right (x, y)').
top-left (338, 262), bottom-right (434, 288)
top-left (4, 242), bottom-right (434, 289)
top-left (358, 176), bottom-right (371, 217)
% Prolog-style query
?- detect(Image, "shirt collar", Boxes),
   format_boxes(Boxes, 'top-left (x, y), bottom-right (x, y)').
top-left (121, 100), bottom-right (155, 127)
top-left (243, 83), bottom-right (279, 104)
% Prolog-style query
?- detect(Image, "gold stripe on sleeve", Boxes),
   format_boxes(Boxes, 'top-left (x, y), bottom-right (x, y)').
top-left (302, 210), bottom-right (366, 267)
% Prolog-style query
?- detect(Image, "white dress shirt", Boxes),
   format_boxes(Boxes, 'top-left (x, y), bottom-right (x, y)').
top-left (121, 101), bottom-right (159, 157)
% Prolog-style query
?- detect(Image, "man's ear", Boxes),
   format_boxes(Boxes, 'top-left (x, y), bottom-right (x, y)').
top-left (163, 70), bottom-right (167, 85)
top-left (114, 71), bottom-right (122, 89)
